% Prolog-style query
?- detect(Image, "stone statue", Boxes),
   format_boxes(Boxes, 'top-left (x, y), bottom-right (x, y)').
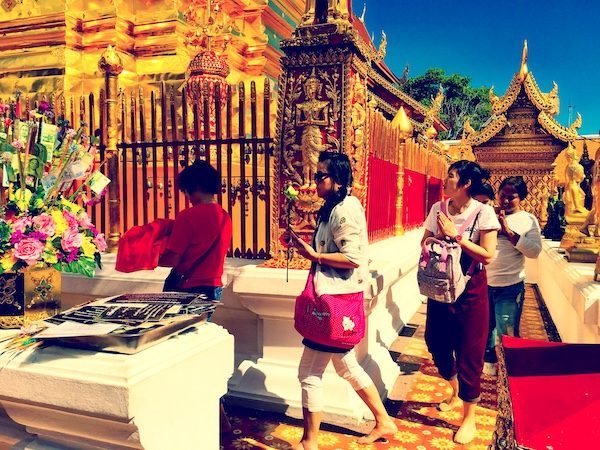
top-left (563, 144), bottom-right (589, 223)
top-left (580, 145), bottom-right (600, 236)
top-left (579, 141), bottom-right (594, 210)
top-left (294, 70), bottom-right (330, 187)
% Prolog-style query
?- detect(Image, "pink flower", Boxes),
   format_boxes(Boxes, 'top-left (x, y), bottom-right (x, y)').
top-left (78, 212), bottom-right (93, 229)
top-left (62, 209), bottom-right (79, 230)
top-left (93, 233), bottom-right (107, 252)
top-left (61, 229), bottom-right (82, 253)
top-left (32, 213), bottom-right (56, 236)
top-left (14, 238), bottom-right (45, 266)
top-left (12, 216), bottom-right (32, 233)
top-left (38, 100), bottom-right (49, 113)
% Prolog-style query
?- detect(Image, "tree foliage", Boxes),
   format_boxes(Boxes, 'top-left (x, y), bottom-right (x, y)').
top-left (402, 68), bottom-right (491, 140)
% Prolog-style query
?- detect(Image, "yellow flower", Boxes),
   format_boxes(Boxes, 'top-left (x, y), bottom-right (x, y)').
top-left (278, 425), bottom-right (303, 441)
top-left (0, 251), bottom-right (17, 271)
top-left (410, 392), bottom-right (432, 402)
top-left (317, 432), bottom-right (339, 447)
top-left (475, 428), bottom-right (494, 440)
top-left (416, 383), bottom-right (436, 392)
top-left (43, 242), bottom-right (58, 264)
top-left (61, 198), bottom-right (82, 214)
top-left (475, 413), bottom-right (497, 426)
top-left (81, 236), bottom-right (96, 258)
top-left (438, 409), bottom-right (462, 421)
top-left (393, 430), bottom-right (419, 444)
top-left (12, 188), bottom-right (32, 212)
top-left (429, 437), bottom-right (457, 450)
top-left (50, 210), bottom-right (68, 235)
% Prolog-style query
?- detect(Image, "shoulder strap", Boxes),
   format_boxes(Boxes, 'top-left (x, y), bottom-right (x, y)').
top-left (181, 210), bottom-right (228, 279)
top-left (457, 204), bottom-right (483, 235)
top-left (440, 199), bottom-right (449, 216)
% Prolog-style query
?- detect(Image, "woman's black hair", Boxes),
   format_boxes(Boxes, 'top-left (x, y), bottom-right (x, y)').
top-left (499, 175), bottom-right (528, 200)
top-left (448, 160), bottom-right (490, 197)
top-left (178, 160), bottom-right (221, 195)
top-left (472, 182), bottom-right (495, 201)
top-left (316, 151), bottom-right (353, 224)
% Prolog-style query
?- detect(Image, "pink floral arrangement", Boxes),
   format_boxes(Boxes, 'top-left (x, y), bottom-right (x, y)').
top-left (0, 98), bottom-right (109, 277)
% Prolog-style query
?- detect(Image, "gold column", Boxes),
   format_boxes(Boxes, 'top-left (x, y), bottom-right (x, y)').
top-left (396, 140), bottom-right (406, 235)
top-left (98, 45), bottom-right (123, 252)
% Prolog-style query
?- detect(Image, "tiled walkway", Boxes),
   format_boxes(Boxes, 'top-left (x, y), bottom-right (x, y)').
top-left (221, 285), bottom-right (554, 450)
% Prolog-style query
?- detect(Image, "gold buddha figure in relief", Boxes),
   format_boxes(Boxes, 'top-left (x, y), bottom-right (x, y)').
top-left (294, 70), bottom-right (330, 188)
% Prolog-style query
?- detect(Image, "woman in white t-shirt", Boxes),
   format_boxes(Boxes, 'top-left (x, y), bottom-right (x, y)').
top-left (484, 176), bottom-right (542, 369)
top-left (421, 160), bottom-right (500, 445)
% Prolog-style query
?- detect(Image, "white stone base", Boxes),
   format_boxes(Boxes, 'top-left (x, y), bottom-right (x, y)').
top-left (54, 231), bottom-right (425, 427)
top-left (0, 323), bottom-right (234, 450)
top-left (227, 230), bottom-right (424, 424)
top-left (525, 239), bottom-right (600, 343)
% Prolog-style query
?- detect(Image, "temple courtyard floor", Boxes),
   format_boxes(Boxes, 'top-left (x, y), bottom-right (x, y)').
top-left (220, 284), bottom-right (558, 450)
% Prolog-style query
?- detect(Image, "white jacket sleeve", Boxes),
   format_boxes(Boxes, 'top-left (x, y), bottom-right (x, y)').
top-left (330, 199), bottom-right (363, 266)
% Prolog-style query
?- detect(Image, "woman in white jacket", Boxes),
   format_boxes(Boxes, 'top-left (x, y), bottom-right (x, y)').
top-left (291, 151), bottom-right (397, 449)
top-left (484, 176), bottom-right (542, 369)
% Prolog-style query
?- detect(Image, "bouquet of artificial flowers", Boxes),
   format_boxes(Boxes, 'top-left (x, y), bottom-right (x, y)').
top-left (0, 98), bottom-right (110, 277)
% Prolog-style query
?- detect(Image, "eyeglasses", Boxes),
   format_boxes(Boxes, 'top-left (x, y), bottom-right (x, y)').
top-left (313, 172), bottom-right (330, 183)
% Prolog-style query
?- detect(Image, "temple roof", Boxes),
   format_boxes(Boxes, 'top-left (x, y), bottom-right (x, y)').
top-left (348, 10), bottom-right (447, 133)
top-left (463, 41), bottom-right (581, 145)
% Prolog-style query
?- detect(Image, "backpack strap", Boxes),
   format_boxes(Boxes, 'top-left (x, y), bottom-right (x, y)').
top-left (457, 204), bottom-right (483, 235)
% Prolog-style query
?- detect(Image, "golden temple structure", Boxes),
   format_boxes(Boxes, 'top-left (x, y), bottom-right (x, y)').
top-left (0, 0), bottom-right (304, 99)
top-left (456, 41), bottom-right (583, 222)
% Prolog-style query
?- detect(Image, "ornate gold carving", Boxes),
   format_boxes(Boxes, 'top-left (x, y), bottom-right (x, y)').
top-left (374, 31), bottom-right (387, 63)
top-left (490, 76), bottom-right (522, 115)
top-left (1, 0), bottom-right (21, 13)
top-left (293, 69), bottom-right (332, 188)
top-left (98, 45), bottom-right (124, 76)
top-left (301, 0), bottom-right (351, 28)
top-left (463, 114), bottom-right (508, 146)
top-left (524, 73), bottom-right (559, 115)
top-left (349, 73), bottom-right (368, 203)
top-left (368, 68), bottom-right (431, 117)
top-left (538, 110), bottom-right (580, 142)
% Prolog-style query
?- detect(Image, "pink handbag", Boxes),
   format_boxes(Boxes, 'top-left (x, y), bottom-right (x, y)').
top-left (294, 269), bottom-right (366, 350)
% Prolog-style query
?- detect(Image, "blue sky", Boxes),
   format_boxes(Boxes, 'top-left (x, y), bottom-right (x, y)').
top-left (354, 0), bottom-right (600, 134)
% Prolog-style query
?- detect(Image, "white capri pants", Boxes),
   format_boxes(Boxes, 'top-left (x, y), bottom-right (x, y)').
top-left (298, 345), bottom-right (373, 412)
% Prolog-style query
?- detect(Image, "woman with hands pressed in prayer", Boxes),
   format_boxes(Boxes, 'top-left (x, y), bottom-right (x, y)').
top-left (421, 160), bottom-right (500, 445)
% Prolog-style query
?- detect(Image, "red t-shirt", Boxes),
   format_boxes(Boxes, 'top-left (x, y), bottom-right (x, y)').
top-left (166, 203), bottom-right (232, 288)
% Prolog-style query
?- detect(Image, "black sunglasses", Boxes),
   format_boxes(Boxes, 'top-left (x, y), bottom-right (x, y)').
top-left (313, 171), bottom-right (330, 183)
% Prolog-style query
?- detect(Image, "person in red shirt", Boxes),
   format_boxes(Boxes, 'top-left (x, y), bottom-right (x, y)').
top-left (159, 160), bottom-right (232, 301)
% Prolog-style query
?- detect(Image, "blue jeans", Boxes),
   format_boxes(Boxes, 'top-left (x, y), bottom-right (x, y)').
top-left (484, 281), bottom-right (524, 363)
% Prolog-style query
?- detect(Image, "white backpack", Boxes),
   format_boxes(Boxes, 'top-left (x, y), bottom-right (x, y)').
top-left (417, 201), bottom-right (482, 303)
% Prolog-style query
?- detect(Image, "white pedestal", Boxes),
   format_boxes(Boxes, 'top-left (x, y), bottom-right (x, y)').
top-left (525, 239), bottom-right (600, 343)
top-left (57, 231), bottom-right (425, 425)
top-left (0, 323), bottom-right (234, 450)
top-left (227, 230), bottom-right (424, 424)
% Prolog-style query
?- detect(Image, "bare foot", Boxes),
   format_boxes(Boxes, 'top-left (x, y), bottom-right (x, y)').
top-left (438, 395), bottom-right (461, 412)
top-left (357, 419), bottom-right (398, 444)
top-left (454, 418), bottom-right (477, 444)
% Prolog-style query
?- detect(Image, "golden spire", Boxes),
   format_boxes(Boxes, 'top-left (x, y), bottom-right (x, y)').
top-left (518, 39), bottom-right (529, 82)
top-left (392, 106), bottom-right (413, 139)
